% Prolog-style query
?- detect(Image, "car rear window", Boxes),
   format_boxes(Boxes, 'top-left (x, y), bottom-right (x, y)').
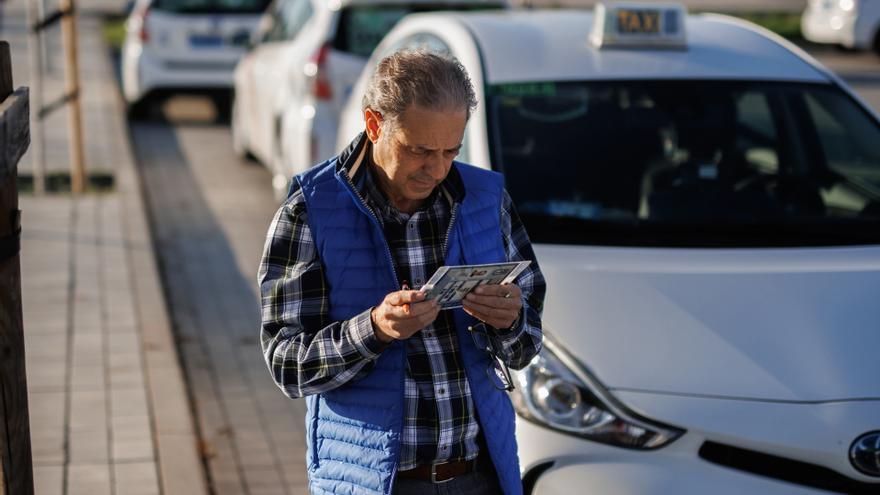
top-left (333, 3), bottom-right (502, 57)
top-left (153, 0), bottom-right (271, 14)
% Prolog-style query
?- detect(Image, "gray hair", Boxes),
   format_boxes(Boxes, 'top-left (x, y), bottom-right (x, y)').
top-left (362, 49), bottom-right (477, 129)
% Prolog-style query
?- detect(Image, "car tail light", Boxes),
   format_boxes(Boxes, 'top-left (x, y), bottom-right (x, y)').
top-left (131, 5), bottom-right (151, 43)
top-left (304, 43), bottom-right (333, 101)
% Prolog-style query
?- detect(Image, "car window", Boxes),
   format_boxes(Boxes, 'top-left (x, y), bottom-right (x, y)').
top-left (487, 81), bottom-right (880, 247)
top-left (333, 3), bottom-right (502, 58)
top-left (804, 89), bottom-right (880, 216)
top-left (279, 0), bottom-right (313, 40)
top-left (153, 0), bottom-right (271, 14)
top-left (261, 0), bottom-right (310, 42)
top-left (805, 90), bottom-right (880, 187)
top-left (736, 92), bottom-right (780, 176)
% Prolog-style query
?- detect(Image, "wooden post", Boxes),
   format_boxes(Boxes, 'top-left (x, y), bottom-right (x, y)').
top-left (59, 0), bottom-right (86, 193)
top-left (0, 41), bottom-right (35, 495)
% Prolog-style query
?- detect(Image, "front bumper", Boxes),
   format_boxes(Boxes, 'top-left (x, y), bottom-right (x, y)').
top-left (530, 456), bottom-right (831, 495)
top-left (518, 418), bottom-right (830, 494)
top-left (516, 391), bottom-right (880, 494)
top-left (122, 43), bottom-right (238, 103)
top-left (801, 10), bottom-right (858, 47)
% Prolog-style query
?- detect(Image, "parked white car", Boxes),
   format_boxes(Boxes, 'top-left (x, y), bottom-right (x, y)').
top-left (802, 0), bottom-right (880, 53)
top-left (122, 0), bottom-right (270, 118)
top-left (231, 0), bottom-right (506, 199)
top-left (339, 4), bottom-right (880, 493)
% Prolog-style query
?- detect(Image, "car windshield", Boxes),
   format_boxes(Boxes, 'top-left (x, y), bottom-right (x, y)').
top-left (488, 80), bottom-right (880, 247)
top-left (335, 4), bottom-right (502, 57)
top-left (153, 0), bottom-right (271, 14)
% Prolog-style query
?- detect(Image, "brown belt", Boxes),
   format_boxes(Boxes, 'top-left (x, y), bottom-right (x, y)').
top-left (396, 458), bottom-right (479, 483)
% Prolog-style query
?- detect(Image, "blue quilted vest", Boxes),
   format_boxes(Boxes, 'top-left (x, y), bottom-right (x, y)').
top-left (295, 158), bottom-right (522, 495)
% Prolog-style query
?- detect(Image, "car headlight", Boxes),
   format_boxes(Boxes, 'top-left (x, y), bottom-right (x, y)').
top-left (511, 334), bottom-right (684, 449)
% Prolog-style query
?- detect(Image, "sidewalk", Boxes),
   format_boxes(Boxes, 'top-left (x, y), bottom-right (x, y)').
top-left (4, 2), bottom-right (208, 494)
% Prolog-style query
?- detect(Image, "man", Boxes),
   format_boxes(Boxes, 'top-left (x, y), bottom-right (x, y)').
top-left (258, 49), bottom-right (545, 495)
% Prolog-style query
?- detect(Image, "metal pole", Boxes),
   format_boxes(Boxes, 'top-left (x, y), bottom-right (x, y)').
top-left (59, 0), bottom-right (85, 194)
top-left (25, 0), bottom-right (46, 195)
top-left (37, 0), bottom-right (52, 74)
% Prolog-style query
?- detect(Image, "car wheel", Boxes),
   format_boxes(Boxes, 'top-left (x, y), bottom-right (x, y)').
top-left (127, 94), bottom-right (160, 121)
top-left (212, 93), bottom-right (232, 123)
top-left (874, 28), bottom-right (880, 56)
top-left (834, 43), bottom-right (860, 53)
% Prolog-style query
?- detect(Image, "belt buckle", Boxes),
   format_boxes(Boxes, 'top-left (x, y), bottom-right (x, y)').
top-left (430, 461), bottom-right (454, 484)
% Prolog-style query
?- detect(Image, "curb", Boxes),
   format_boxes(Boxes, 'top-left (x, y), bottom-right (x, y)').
top-left (106, 49), bottom-right (210, 495)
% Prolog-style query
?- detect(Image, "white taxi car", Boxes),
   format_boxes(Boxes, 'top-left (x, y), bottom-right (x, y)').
top-left (122, 0), bottom-right (271, 117)
top-left (337, 3), bottom-right (880, 493)
top-left (232, 0), bottom-right (506, 200)
top-left (802, 0), bottom-right (880, 53)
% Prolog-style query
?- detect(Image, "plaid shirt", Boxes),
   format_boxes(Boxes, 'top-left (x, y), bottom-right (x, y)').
top-left (259, 140), bottom-right (545, 470)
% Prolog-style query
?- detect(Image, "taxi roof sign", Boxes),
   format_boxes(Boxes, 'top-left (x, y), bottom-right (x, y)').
top-left (591, 2), bottom-right (687, 49)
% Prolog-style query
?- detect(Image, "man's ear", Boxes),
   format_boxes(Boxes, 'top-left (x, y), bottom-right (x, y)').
top-left (364, 108), bottom-right (383, 143)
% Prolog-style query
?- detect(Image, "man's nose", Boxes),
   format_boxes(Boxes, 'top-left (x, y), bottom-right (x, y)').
top-left (423, 152), bottom-right (447, 180)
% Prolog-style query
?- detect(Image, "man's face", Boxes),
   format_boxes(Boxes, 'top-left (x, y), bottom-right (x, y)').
top-left (366, 105), bottom-right (467, 213)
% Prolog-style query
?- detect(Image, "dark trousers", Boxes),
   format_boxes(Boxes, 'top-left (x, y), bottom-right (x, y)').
top-left (392, 461), bottom-right (503, 495)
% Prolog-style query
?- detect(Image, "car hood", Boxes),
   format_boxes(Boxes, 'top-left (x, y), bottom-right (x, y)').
top-left (534, 244), bottom-right (880, 402)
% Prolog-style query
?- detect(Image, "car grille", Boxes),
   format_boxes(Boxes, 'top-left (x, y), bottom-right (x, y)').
top-left (699, 441), bottom-right (880, 494)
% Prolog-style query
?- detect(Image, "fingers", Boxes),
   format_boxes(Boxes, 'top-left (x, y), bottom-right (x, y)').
top-left (462, 297), bottom-right (517, 321)
top-left (465, 284), bottom-right (522, 311)
top-left (374, 294), bottom-right (440, 340)
top-left (387, 290), bottom-right (427, 306)
top-left (463, 284), bottom-right (521, 328)
top-left (472, 283), bottom-right (521, 300)
top-left (386, 299), bottom-right (439, 319)
top-left (462, 304), bottom-right (512, 330)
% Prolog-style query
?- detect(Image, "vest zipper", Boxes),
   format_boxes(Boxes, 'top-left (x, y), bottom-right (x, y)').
top-left (341, 170), bottom-right (399, 285)
top-left (441, 203), bottom-right (460, 259)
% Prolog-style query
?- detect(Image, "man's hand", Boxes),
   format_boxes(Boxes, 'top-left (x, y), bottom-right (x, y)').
top-left (371, 290), bottom-right (441, 343)
top-left (462, 283), bottom-right (522, 330)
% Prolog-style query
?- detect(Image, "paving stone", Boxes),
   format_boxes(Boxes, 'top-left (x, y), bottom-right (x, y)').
top-left (28, 391), bottom-right (66, 465)
top-left (24, 333), bottom-right (68, 360)
top-left (107, 331), bottom-right (141, 353)
top-left (156, 433), bottom-right (209, 495)
top-left (71, 335), bottom-right (105, 371)
top-left (114, 462), bottom-right (161, 495)
top-left (33, 465), bottom-right (64, 495)
top-left (25, 359), bottom-right (67, 392)
top-left (242, 466), bottom-right (288, 495)
top-left (110, 388), bottom-right (150, 418)
top-left (69, 390), bottom-right (109, 463)
top-left (71, 364), bottom-right (105, 391)
top-left (109, 357), bottom-right (146, 389)
top-left (68, 464), bottom-right (112, 495)
top-left (111, 415), bottom-right (154, 462)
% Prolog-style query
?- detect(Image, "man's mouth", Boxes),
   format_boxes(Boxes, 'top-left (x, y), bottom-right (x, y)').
top-left (411, 177), bottom-right (437, 188)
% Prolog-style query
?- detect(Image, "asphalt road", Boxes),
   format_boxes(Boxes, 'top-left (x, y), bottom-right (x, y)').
top-left (130, 47), bottom-right (880, 495)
